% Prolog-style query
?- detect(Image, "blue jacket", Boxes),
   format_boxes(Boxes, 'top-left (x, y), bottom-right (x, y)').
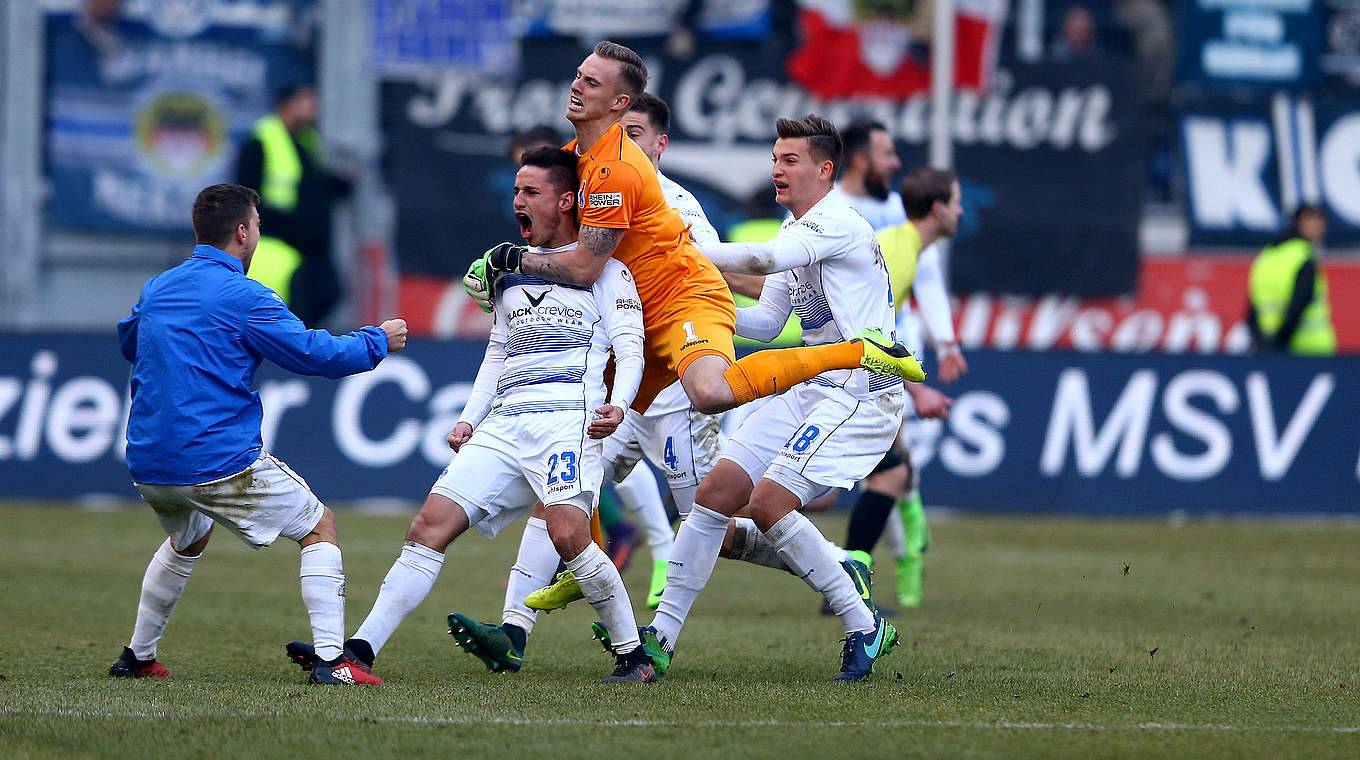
top-left (119, 244), bottom-right (388, 485)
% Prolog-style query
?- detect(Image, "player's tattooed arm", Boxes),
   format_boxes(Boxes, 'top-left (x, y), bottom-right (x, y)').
top-left (579, 225), bottom-right (623, 258)
top-left (518, 225), bottom-right (621, 287)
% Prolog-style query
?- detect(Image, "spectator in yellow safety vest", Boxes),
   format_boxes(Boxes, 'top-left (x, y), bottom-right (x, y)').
top-left (1247, 204), bottom-right (1338, 356)
top-left (235, 83), bottom-right (353, 327)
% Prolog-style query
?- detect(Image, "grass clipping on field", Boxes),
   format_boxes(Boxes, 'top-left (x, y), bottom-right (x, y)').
top-left (1, 505), bottom-right (1357, 759)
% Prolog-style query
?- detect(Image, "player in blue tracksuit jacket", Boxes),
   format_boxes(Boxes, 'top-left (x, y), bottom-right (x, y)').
top-left (108, 183), bottom-right (407, 686)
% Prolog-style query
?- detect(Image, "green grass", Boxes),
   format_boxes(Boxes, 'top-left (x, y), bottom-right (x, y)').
top-left (1, 503), bottom-right (1357, 759)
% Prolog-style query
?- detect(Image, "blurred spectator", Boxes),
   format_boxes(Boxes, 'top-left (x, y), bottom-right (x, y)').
top-left (506, 124), bottom-right (562, 162)
top-left (1051, 4), bottom-right (1101, 61)
top-left (1247, 205), bottom-right (1338, 356)
top-left (235, 83), bottom-right (352, 327)
top-left (1114, 0), bottom-right (1175, 201)
top-left (837, 119), bottom-right (904, 231)
top-left (1116, 0), bottom-right (1174, 106)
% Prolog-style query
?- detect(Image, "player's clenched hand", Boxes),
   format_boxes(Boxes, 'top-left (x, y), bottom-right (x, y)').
top-left (937, 350), bottom-right (968, 384)
top-left (908, 383), bottom-right (953, 419)
top-left (483, 242), bottom-right (525, 275)
top-left (381, 319), bottom-right (408, 352)
top-left (447, 421), bottom-right (474, 451)
top-left (463, 258), bottom-right (493, 313)
top-left (588, 405), bottom-right (625, 439)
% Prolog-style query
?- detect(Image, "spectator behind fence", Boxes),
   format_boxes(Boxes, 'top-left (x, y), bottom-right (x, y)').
top-left (1051, 4), bottom-right (1101, 61)
top-left (236, 83), bottom-right (353, 327)
top-left (1247, 205), bottom-right (1338, 356)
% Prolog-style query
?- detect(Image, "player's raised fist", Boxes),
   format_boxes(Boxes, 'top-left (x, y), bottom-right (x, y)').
top-left (483, 242), bottom-right (526, 275)
top-left (381, 319), bottom-right (408, 352)
top-left (588, 405), bottom-right (625, 439)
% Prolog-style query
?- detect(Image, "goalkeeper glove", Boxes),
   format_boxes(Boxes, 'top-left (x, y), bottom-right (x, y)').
top-left (463, 257), bottom-right (493, 313)
top-left (463, 243), bottom-right (526, 313)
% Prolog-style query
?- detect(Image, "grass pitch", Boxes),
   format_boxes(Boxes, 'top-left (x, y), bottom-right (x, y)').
top-left (1, 503), bottom-right (1357, 759)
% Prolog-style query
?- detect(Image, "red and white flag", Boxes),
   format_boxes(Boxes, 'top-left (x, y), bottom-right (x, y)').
top-left (787, 0), bottom-right (1007, 99)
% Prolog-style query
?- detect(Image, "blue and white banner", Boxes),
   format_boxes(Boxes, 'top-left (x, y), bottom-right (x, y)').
top-left (1181, 94), bottom-right (1360, 246)
top-left (516, 0), bottom-right (770, 39)
top-left (370, 0), bottom-right (516, 79)
top-left (44, 1), bottom-right (314, 232)
top-left (1177, 0), bottom-right (1324, 90)
top-left (1, 336), bottom-right (1356, 515)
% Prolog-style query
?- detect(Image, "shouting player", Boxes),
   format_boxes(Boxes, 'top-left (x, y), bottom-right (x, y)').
top-left (286, 148), bottom-right (658, 683)
top-left (465, 41), bottom-right (923, 418)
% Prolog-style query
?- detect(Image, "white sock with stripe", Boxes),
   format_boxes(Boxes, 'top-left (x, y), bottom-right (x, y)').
top-left (502, 517), bottom-right (556, 633)
top-left (764, 511), bottom-right (874, 635)
top-left (566, 543), bottom-right (640, 654)
top-left (651, 504), bottom-right (728, 647)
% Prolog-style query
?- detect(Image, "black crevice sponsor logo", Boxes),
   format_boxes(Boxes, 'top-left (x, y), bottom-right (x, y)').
top-left (507, 305), bottom-right (584, 319)
top-left (527, 290), bottom-right (549, 307)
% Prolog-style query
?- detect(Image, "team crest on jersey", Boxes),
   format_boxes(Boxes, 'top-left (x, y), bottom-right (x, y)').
top-left (589, 192), bottom-right (622, 208)
top-left (599, 166), bottom-right (610, 178)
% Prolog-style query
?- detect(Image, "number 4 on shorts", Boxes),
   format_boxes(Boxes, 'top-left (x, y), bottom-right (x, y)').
top-left (664, 436), bottom-right (679, 471)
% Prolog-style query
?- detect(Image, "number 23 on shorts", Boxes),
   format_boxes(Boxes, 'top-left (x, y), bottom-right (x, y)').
top-left (784, 425), bottom-right (820, 453)
top-left (547, 451), bottom-right (578, 484)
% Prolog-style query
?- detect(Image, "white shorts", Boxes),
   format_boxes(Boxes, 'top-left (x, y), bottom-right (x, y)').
top-left (431, 409), bottom-right (603, 539)
top-left (722, 382), bottom-right (906, 505)
top-left (134, 454), bottom-right (326, 550)
top-left (603, 406), bottom-right (722, 489)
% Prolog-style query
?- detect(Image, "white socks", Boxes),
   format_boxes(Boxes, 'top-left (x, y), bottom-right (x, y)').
top-left (765, 511), bottom-right (875, 635)
top-left (614, 468), bottom-right (675, 564)
top-left (652, 504), bottom-right (728, 647)
top-left (729, 517), bottom-right (788, 571)
top-left (352, 541), bottom-right (444, 657)
top-left (299, 542), bottom-right (348, 662)
top-left (503, 517), bottom-right (557, 633)
top-left (566, 543), bottom-right (640, 654)
top-left (128, 538), bottom-right (200, 660)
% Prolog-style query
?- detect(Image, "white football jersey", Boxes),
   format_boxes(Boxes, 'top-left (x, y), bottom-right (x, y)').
top-left (486, 249), bottom-right (644, 416)
top-left (764, 188), bottom-right (900, 399)
top-left (839, 187), bottom-right (906, 232)
top-left (646, 170), bottom-right (719, 417)
top-left (658, 170), bottom-right (720, 248)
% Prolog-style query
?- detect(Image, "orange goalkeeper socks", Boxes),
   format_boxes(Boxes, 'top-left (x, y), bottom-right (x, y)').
top-left (722, 341), bottom-right (864, 405)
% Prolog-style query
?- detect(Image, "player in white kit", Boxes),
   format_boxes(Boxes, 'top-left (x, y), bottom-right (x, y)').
top-left (615, 115), bottom-right (914, 682)
top-left (284, 148), bottom-right (658, 684)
